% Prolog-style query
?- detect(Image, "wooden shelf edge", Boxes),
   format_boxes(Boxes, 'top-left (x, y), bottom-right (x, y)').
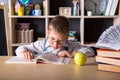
top-left (10, 16), bottom-right (46, 18)
top-left (47, 15), bottom-right (82, 18)
top-left (83, 42), bottom-right (96, 47)
top-left (84, 15), bottom-right (119, 18)
top-left (11, 43), bottom-right (31, 47)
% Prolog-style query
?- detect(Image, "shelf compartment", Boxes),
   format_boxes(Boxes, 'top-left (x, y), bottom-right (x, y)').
top-left (11, 18), bottom-right (46, 44)
top-left (84, 18), bottom-right (113, 44)
top-left (49, 0), bottom-right (81, 16)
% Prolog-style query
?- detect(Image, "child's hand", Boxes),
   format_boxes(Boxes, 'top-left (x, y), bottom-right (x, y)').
top-left (21, 51), bottom-right (34, 60)
top-left (58, 50), bottom-right (71, 57)
top-left (70, 51), bottom-right (77, 58)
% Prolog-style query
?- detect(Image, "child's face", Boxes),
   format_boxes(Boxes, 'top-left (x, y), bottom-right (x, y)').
top-left (47, 28), bottom-right (68, 49)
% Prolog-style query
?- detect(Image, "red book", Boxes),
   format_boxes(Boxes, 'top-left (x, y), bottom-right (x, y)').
top-left (98, 64), bottom-right (120, 73)
top-left (95, 56), bottom-right (120, 66)
top-left (97, 48), bottom-right (120, 58)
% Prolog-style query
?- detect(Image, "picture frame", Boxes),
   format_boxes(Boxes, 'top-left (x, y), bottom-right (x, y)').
top-left (59, 7), bottom-right (71, 16)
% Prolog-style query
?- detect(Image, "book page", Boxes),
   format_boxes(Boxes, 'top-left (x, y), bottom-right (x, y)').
top-left (96, 24), bottom-right (120, 50)
top-left (5, 56), bottom-right (37, 64)
top-left (5, 53), bottom-right (71, 64)
top-left (37, 52), bottom-right (71, 64)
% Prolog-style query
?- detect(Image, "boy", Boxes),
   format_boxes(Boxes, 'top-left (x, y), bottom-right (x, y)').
top-left (15, 15), bottom-right (94, 60)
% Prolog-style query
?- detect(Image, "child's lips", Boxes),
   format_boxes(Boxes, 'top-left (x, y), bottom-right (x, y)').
top-left (53, 47), bottom-right (58, 49)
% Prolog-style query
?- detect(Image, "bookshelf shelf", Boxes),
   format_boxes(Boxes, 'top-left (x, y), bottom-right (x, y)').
top-left (11, 43), bottom-right (31, 47)
top-left (84, 16), bottom-right (119, 18)
top-left (10, 16), bottom-right (46, 18)
top-left (8, 0), bottom-right (120, 55)
top-left (47, 16), bottom-right (82, 18)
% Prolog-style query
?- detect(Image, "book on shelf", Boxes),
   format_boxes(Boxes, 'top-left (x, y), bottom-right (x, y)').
top-left (98, 64), bottom-right (120, 73)
top-left (109, 0), bottom-right (119, 15)
top-left (104, 0), bottom-right (113, 16)
top-left (43, 0), bottom-right (46, 15)
top-left (5, 52), bottom-right (71, 65)
top-left (97, 48), bottom-right (120, 58)
top-left (95, 56), bottom-right (120, 66)
top-left (68, 31), bottom-right (77, 41)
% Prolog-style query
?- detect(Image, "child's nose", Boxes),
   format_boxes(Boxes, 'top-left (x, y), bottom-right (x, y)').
top-left (53, 42), bottom-right (59, 49)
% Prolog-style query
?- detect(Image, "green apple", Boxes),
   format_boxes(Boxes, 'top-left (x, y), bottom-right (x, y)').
top-left (74, 52), bottom-right (87, 66)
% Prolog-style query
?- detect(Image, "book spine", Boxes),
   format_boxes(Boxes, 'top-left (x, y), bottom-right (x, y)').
top-left (105, 0), bottom-right (113, 16)
top-left (43, 0), bottom-right (46, 16)
top-left (109, 0), bottom-right (119, 15)
top-left (97, 51), bottom-right (120, 58)
top-left (98, 64), bottom-right (120, 73)
top-left (95, 56), bottom-right (120, 66)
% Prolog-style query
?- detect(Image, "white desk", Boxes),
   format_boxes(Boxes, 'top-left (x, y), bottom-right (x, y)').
top-left (0, 56), bottom-right (119, 80)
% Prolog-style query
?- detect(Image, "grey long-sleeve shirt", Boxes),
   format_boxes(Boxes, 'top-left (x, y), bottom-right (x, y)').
top-left (15, 38), bottom-right (95, 57)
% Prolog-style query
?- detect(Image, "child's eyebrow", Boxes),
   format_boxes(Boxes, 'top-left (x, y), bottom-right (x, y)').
top-left (48, 37), bottom-right (65, 41)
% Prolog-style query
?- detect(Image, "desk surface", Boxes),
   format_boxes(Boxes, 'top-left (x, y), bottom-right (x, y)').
top-left (0, 56), bottom-right (119, 80)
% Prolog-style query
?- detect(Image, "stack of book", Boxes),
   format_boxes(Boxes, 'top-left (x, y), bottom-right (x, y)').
top-left (68, 31), bottom-right (77, 41)
top-left (95, 23), bottom-right (120, 73)
top-left (95, 48), bottom-right (120, 73)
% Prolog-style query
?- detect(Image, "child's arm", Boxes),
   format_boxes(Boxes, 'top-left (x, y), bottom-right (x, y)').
top-left (71, 45), bottom-right (95, 57)
top-left (15, 40), bottom-right (45, 59)
top-left (75, 46), bottom-right (95, 57)
top-left (64, 41), bottom-right (95, 57)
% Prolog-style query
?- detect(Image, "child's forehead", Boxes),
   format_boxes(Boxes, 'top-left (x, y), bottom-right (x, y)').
top-left (48, 26), bottom-right (59, 34)
top-left (49, 29), bottom-right (67, 37)
top-left (48, 25), bottom-right (68, 37)
top-left (49, 30), bottom-right (64, 36)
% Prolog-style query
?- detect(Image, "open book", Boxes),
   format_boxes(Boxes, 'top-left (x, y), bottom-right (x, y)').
top-left (96, 24), bottom-right (120, 50)
top-left (5, 52), bottom-right (71, 64)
